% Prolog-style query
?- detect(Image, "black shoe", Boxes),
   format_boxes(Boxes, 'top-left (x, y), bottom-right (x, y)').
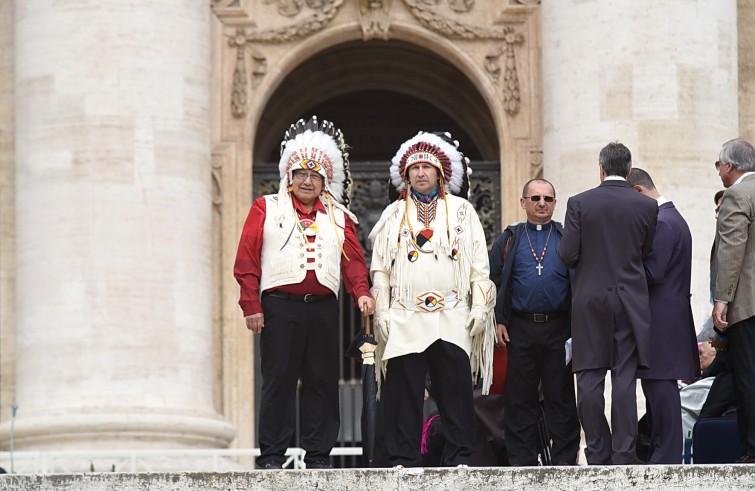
top-left (257, 461), bottom-right (283, 470)
top-left (306, 459), bottom-right (333, 469)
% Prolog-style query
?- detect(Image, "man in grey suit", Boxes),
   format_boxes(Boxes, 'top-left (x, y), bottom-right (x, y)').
top-left (558, 142), bottom-right (658, 465)
top-left (627, 168), bottom-right (699, 464)
top-left (712, 137), bottom-right (755, 463)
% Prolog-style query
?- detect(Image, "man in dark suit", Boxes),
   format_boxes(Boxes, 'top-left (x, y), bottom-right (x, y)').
top-left (712, 137), bottom-right (755, 463)
top-left (627, 168), bottom-right (699, 464)
top-left (557, 142), bottom-right (658, 465)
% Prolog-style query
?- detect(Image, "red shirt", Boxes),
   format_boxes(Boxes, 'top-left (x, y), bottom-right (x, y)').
top-left (233, 194), bottom-right (371, 316)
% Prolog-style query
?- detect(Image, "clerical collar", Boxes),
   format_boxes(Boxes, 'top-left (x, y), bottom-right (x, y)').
top-left (411, 185), bottom-right (440, 203)
top-left (604, 175), bottom-right (626, 181)
top-left (527, 221), bottom-right (551, 231)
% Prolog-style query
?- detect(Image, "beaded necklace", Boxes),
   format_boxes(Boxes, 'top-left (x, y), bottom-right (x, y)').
top-left (415, 197), bottom-right (437, 227)
top-left (524, 223), bottom-right (553, 276)
top-left (401, 195), bottom-right (437, 254)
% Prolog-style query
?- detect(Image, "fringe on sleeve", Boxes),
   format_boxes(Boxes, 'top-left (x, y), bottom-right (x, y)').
top-left (469, 279), bottom-right (497, 395)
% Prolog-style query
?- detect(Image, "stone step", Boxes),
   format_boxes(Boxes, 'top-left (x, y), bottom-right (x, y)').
top-left (1, 465), bottom-right (755, 491)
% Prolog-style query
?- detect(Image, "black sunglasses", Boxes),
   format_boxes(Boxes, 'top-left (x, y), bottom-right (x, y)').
top-left (524, 195), bottom-right (555, 203)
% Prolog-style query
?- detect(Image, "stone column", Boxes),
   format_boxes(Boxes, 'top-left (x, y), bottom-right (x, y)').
top-left (1, 0), bottom-right (234, 450)
top-left (0, 0), bottom-right (15, 427)
top-left (739, 0), bottom-right (755, 141)
top-left (542, 0), bottom-right (739, 330)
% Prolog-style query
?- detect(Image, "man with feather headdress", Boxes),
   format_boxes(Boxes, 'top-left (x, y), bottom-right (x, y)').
top-left (234, 116), bottom-right (375, 469)
top-left (369, 131), bottom-right (496, 467)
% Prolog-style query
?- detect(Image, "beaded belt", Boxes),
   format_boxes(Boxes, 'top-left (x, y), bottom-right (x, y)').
top-left (392, 288), bottom-right (466, 313)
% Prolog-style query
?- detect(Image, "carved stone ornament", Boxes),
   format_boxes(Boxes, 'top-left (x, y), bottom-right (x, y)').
top-left (484, 27), bottom-right (524, 115)
top-left (251, 49), bottom-right (268, 78)
top-left (359, 0), bottom-right (393, 41)
top-left (402, 0), bottom-right (526, 116)
top-left (448, 0), bottom-right (474, 13)
top-left (512, 0), bottom-right (541, 5)
top-left (221, 0), bottom-right (345, 118)
top-left (245, 0), bottom-right (343, 42)
top-left (211, 154), bottom-right (224, 207)
top-left (228, 29), bottom-right (248, 118)
top-left (530, 149), bottom-right (543, 180)
top-left (403, 0), bottom-right (502, 39)
top-left (264, 0), bottom-right (304, 17)
top-left (212, 0), bottom-right (240, 8)
top-left (263, 0), bottom-right (329, 16)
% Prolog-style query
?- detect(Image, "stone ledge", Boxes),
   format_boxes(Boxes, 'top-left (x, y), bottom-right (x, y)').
top-left (1, 465), bottom-right (754, 491)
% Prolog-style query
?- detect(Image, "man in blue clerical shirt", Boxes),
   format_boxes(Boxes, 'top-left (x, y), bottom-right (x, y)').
top-left (489, 178), bottom-right (580, 466)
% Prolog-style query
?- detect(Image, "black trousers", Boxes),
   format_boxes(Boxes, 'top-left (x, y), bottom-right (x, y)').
top-left (257, 294), bottom-right (340, 466)
top-left (728, 315), bottom-right (755, 458)
top-left (700, 371), bottom-right (737, 419)
top-left (503, 315), bottom-right (580, 465)
top-left (382, 340), bottom-right (476, 467)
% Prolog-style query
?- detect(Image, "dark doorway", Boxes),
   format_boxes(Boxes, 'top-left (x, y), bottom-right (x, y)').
top-left (261, 90), bottom-right (483, 163)
top-left (253, 39), bottom-right (499, 163)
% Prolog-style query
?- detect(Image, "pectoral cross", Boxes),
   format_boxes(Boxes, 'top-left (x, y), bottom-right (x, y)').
top-left (526, 224), bottom-right (552, 278)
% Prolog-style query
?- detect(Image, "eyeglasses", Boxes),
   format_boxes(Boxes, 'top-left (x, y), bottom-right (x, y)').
top-left (292, 172), bottom-right (323, 183)
top-left (715, 161), bottom-right (730, 171)
top-left (523, 195), bottom-right (555, 203)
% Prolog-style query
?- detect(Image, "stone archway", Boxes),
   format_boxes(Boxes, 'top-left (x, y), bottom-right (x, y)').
top-left (252, 39), bottom-right (503, 253)
top-left (252, 39), bottom-right (498, 163)
top-left (210, 0), bottom-right (542, 451)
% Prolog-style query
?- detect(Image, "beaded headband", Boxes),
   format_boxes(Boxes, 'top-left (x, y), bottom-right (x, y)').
top-left (389, 131), bottom-right (470, 198)
top-left (278, 116), bottom-right (351, 206)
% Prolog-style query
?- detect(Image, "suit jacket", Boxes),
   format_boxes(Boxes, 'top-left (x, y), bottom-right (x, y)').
top-left (558, 179), bottom-right (658, 371)
top-left (712, 174), bottom-right (755, 325)
top-left (638, 201), bottom-right (699, 380)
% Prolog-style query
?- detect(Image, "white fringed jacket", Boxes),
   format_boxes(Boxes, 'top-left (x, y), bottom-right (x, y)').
top-left (369, 194), bottom-right (497, 394)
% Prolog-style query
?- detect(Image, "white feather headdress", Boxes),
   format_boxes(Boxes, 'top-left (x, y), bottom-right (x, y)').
top-left (389, 131), bottom-right (471, 198)
top-left (273, 116), bottom-right (357, 224)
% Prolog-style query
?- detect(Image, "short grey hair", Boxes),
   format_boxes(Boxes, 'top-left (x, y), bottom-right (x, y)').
top-left (599, 142), bottom-right (632, 177)
top-left (720, 138), bottom-right (755, 172)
